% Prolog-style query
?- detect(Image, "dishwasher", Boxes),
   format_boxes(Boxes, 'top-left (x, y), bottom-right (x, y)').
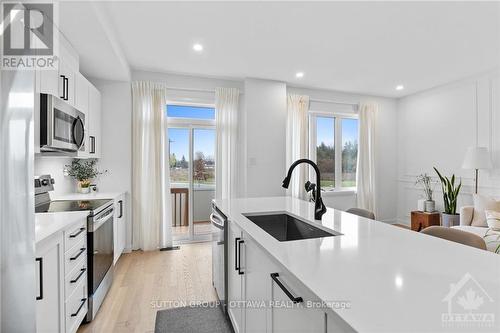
top-left (211, 202), bottom-right (227, 314)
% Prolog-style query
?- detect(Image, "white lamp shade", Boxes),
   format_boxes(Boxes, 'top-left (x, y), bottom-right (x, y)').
top-left (462, 147), bottom-right (493, 169)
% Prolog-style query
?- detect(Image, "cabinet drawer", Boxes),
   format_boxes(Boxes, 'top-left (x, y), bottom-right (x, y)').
top-left (64, 221), bottom-right (86, 253)
top-left (65, 258), bottom-right (87, 301)
top-left (65, 279), bottom-right (87, 333)
top-left (64, 237), bottom-right (87, 277)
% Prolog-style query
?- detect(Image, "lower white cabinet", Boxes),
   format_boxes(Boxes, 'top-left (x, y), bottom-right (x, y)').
top-left (36, 232), bottom-right (65, 333)
top-left (113, 193), bottom-right (126, 264)
top-left (36, 218), bottom-right (88, 333)
top-left (228, 222), bottom-right (244, 333)
top-left (227, 221), bottom-right (355, 333)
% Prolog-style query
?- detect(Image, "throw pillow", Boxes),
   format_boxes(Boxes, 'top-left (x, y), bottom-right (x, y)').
top-left (472, 194), bottom-right (500, 227)
top-left (485, 210), bottom-right (500, 231)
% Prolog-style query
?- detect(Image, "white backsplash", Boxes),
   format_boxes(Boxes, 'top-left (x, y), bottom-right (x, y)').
top-left (34, 156), bottom-right (76, 196)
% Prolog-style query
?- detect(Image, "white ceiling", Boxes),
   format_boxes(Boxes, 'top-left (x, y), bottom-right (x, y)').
top-left (60, 1), bottom-right (500, 97)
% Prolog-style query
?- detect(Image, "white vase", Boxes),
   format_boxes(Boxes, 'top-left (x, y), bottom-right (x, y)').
top-left (424, 200), bottom-right (435, 213)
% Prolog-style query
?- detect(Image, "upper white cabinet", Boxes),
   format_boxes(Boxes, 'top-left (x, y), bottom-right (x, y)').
top-left (88, 84), bottom-right (102, 158)
top-left (74, 73), bottom-right (89, 114)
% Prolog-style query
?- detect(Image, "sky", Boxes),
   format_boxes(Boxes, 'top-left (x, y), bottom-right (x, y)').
top-left (167, 105), bottom-right (215, 160)
top-left (316, 117), bottom-right (358, 147)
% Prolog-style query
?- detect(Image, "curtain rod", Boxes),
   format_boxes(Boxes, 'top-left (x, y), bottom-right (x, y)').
top-left (309, 98), bottom-right (359, 108)
top-left (164, 86), bottom-right (243, 94)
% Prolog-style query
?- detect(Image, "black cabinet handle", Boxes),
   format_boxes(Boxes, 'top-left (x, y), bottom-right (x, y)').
top-left (64, 77), bottom-right (69, 101)
top-left (118, 200), bottom-right (123, 218)
top-left (71, 298), bottom-right (87, 317)
top-left (60, 75), bottom-right (66, 99)
top-left (69, 227), bottom-right (85, 238)
top-left (70, 268), bottom-right (86, 284)
top-left (271, 273), bottom-right (303, 303)
top-left (36, 257), bottom-right (43, 300)
top-left (234, 237), bottom-right (240, 271)
top-left (70, 248), bottom-right (85, 261)
top-left (237, 240), bottom-right (244, 275)
top-left (90, 136), bottom-right (96, 154)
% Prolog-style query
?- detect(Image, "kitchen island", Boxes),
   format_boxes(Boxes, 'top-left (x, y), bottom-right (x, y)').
top-left (214, 196), bottom-right (500, 332)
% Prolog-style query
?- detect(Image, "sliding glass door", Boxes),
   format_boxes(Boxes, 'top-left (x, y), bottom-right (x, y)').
top-left (167, 104), bottom-right (216, 244)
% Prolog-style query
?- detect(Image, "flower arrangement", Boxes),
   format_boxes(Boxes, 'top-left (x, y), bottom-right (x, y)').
top-left (65, 159), bottom-right (106, 193)
top-left (415, 174), bottom-right (434, 201)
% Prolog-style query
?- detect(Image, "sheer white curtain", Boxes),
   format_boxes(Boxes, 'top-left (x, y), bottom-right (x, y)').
top-left (131, 81), bottom-right (173, 251)
top-left (215, 87), bottom-right (239, 200)
top-left (356, 102), bottom-right (378, 215)
top-left (286, 94), bottom-right (310, 200)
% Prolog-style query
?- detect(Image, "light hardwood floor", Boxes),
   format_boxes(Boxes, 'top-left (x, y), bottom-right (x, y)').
top-left (78, 242), bottom-right (217, 333)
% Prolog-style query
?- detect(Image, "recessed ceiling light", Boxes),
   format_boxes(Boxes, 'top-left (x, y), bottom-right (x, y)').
top-left (295, 72), bottom-right (304, 78)
top-left (395, 85), bottom-right (404, 91)
top-left (193, 43), bottom-right (203, 52)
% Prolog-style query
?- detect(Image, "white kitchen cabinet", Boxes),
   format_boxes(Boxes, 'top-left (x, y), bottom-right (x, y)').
top-left (113, 194), bottom-right (126, 264)
top-left (244, 236), bottom-right (279, 333)
top-left (36, 231), bottom-right (65, 333)
top-left (228, 222), bottom-right (244, 333)
top-left (88, 84), bottom-right (102, 158)
top-left (74, 73), bottom-right (89, 114)
top-left (36, 218), bottom-right (88, 333)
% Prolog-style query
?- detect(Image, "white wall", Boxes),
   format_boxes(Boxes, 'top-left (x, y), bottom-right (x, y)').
top-left (34, 157), bottom-right (73, 195)
top-left (396, 71), bottom-right (500, 224)
top-left (241, 78), bottom-right (288, 198)
top-left (287, 86), bottom-right (399, 221)
top-left (90, 79), bottom-right (133, 249)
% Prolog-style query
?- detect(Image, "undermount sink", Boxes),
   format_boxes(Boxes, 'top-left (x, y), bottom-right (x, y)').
top-left (243, 213), bottom-right (341, 242)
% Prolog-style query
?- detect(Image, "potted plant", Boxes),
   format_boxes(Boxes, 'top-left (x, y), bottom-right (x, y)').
top-left (434, 167), bottom-right (462, 227)
top-left (415, 174), bottom-right (435, 212)
top-left (66, 159), bottom-right (106, 194)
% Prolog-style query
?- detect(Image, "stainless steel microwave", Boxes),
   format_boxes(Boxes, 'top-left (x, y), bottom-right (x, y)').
top-left (39, 93), bottom-right (85, 153)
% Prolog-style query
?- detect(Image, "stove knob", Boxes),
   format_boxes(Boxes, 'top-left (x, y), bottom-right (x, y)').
top-left (41, 179), bottom-right (49, 186)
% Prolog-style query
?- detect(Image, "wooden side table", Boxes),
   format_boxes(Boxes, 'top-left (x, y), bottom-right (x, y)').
top-left (411, 211), bottom-right (441, 232)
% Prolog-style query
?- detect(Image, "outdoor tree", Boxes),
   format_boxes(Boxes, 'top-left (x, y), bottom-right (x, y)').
top-left (180, 155), bottom-right (188, 169)
top-left (194, 151), bottom-right (207, 182)
top-left (169, 153), bottom-right (177, 168)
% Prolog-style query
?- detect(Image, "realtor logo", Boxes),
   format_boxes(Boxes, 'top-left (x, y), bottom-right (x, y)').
top-left (442, 273), bottom-right (495, 328)
top-left (1, 2), bottom-right (57, 70)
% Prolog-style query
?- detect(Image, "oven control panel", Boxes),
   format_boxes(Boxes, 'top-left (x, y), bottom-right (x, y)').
top-left (34, 174), bottom-right (55, 194)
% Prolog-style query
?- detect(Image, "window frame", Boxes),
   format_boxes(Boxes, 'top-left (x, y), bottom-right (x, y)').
top-left (309, 110), bottom-right (358, 194)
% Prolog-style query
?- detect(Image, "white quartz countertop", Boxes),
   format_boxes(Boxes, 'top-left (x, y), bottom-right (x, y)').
top-left (214, 196), bottom-right (500, 332)
top-left (35, 211), bottom-right (88, 243)
top-left (52, 191), bottom-right (125, 201)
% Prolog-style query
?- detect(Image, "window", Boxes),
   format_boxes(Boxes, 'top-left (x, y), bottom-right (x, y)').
top-left (310, 113), bottom-right (358, 191)
top-left (167, 104), bottom-right (215, 120)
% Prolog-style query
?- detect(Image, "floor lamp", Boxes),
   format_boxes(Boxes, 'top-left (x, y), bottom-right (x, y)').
top-left (462, 147), bottom-right (493, 194)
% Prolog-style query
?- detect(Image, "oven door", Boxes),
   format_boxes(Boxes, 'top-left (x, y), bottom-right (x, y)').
top-left (40, 93), bottom-right (85, 152)
top-left (88, 208), bottom-right (114, 294)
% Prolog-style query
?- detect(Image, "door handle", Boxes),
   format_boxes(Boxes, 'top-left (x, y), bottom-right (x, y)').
top-left (69, 227), bottom-right (85, 238)
top-left (70, 268), bottom-right (86, 284)
top-left (60, 75), bottom-right (66, 99)
top-left (64, 77), bottom-right (69, 101)
top-left (234, 237), bottom-right (240, 271)
top-left (237, 239), bottom-right (244, 275)
top-left (118, 200), bottom-right (123, 218)
top-left (70, 248), bottom-right (85, 261)
top-left (35, 257), bottom-right (43, 300)
top-left (271, 273), bottom-right (303, 303)
top-left (71, 298), bottom-right (87, 317)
